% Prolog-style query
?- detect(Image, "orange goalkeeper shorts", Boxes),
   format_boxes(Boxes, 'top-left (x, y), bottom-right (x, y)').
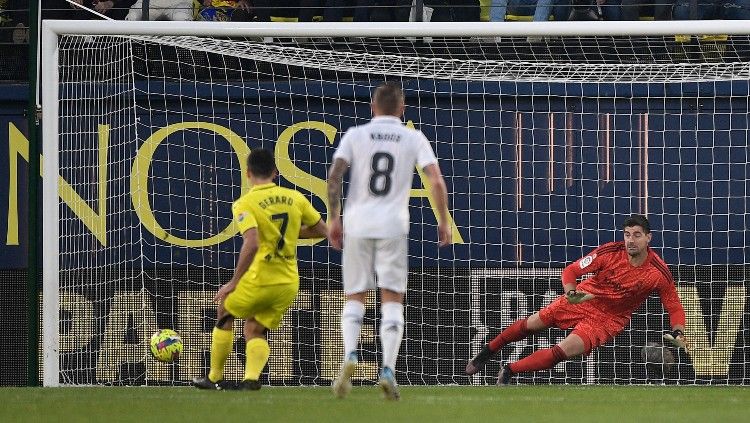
top-left (538, 296), bottom-right (627, 354)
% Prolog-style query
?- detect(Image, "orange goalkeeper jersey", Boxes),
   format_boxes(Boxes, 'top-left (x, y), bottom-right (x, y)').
top-left (561, 241), bottom-right (686, 328)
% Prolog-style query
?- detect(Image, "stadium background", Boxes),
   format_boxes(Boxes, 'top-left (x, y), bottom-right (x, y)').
top-left (0, 39), bottom-right (749, 386)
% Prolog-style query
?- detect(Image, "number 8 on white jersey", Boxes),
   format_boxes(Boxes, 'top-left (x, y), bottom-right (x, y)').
top-left (332, 115), bottom-right (438, 239)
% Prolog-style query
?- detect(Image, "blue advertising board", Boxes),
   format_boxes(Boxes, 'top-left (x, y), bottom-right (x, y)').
top-left (2, 80), bottom-right (748, 268)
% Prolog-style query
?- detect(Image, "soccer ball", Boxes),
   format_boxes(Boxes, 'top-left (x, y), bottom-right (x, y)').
top-left (641, 341), bottom-right (675, 378)
top-left (149, 329), bottom-right (183, 363)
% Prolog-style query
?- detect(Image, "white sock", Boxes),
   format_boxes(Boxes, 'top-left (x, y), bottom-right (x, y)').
top-left (341, 300), bottom-right (365, 360)
top-left (379, 302), bottom-right (404, 371)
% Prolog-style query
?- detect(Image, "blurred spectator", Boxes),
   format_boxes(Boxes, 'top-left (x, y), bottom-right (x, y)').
top-left (0, 0), bottom-right (26, 43)
top-left (351, 0), bottom-right (372, 21)
top-left (488, 0), bottom-right (509, 21)
top-left (673, 0), bottom-right (750, 19)
top-left (249, 0), bottom-right (271, 21)
top-left (531, 0), bottom-right (555, 21)
top-left (298, 0), bottom-right (352, 21)
top-left (250, 1), bottom-right (311, 22)
top-left (426, 0), bottom-right (479, 21)
top-left (295, 0), bottom-right (370, 21)
top-left (126, 0), bottom-right (193, 20)
top-left (723, 0), bottom-right (750, 18)
top-left (196, 0), bottom-right (253, 21)
top-left (368, 0), bottom-right (410, 21)
top-left (503, 0), bottom-right (556, 22)
top-left (60, 0), bottom-right (138, 20)
top-left (44, 0), bottom-right (75, 19)
top-left (597, 0), bottom-right (623, 20)
top-left (622, 0), bottom-right (672, 20)
top-left (534, 0), bottom-right (621, 21)
top-left (523, 0), bottom-right (570, 22)
top-left (567, 0), bottom-right (603, 19)
top-left (41, 0), bottom-right (137, 20)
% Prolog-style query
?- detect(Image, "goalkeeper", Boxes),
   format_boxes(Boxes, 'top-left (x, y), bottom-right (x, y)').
top-left (466, 214), bottom-right (689, 384)
top-left (193, 148), bottom-right (327, 390)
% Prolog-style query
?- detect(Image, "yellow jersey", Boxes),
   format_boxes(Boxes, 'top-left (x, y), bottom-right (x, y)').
top-left (232, 183), bottom-right (321, 286)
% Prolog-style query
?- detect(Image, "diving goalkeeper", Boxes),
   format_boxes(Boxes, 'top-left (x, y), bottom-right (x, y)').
top-left (466, 214), bottom-right (689, 384)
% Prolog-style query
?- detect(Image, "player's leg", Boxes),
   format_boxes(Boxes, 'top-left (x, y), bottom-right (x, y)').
top-left (209, 303), bottom-right (236, 383)
top-left (374, 237), bottom-right (408, 401)
top-left (236, 318), bottom-right (268, 390)
top-left (377, 288), bottom-right (404, 401)
top-left (498, 332), bottom-right (587, 384)
top-left (379, 289), bottom-right (405, 372)
top-left (333, 290), bottom-right (366, 397)
top-left (237, 283), bottom-right (298, 390)
top-left (342, 292), bottom-right (367, 365)
top-left (466, 312), bottom-right (550, 375)
top-left (333, 237), bottom-right (375, 398)
top-left (193, 301), bottom-right (235, 389)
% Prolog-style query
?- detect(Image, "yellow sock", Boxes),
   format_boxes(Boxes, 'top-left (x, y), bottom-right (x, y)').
top-left (244, 337), bottom-right (270, 381)
top-left (208, 327), bottom-right (234, 382)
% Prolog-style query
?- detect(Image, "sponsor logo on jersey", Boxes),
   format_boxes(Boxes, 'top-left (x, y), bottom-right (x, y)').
top-left (579, 253), bottom-right (597, 269)
top-left (238, 212), bottom-right (248, 222)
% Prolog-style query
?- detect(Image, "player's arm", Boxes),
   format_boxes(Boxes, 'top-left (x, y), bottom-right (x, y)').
top-left (214, 228), bottom-right (258, 303)
top-left (422, 163), bottom-right (451, 246)
top-left (416, 131), bottom-right (451, 247)
top-left (561, 264), bottom-right (582, 297)
top-left (657, 274), bottom-right (689, 349)
top-left (299, 218), bottom-right (328, 240)
top-left (326, 157), bottom-right (349, 250)
top-left (561, 249), bottom-right (604, 303)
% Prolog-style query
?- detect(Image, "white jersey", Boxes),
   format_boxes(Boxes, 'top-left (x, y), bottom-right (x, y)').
top-left (332, 115), bottom-right (438, 238)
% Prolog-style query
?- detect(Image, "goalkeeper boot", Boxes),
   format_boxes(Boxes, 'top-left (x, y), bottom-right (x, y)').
top-left (496, 365), bottom-right (514, 386)
top-left (234, 379), bottom-right (262, 391)
top-left (332, 351), bottom-right (358, 398)
top-left (378, 366), bottom-right (401, 401)
top-left (192, 376), bottom-right (228, 390)
top-left (465, 344), bottom-right (497, 375)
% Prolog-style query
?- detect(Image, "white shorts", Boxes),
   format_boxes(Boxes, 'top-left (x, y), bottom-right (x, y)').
top-left (342, 236), bottom-right (408, 295)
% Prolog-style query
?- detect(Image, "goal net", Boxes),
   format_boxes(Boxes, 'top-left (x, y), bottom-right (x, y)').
top-left (41, 21), bottom-right (750, 386)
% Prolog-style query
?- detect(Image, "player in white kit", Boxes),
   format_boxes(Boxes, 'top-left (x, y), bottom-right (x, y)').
top-left (326, 82), bottom-right (452, 400)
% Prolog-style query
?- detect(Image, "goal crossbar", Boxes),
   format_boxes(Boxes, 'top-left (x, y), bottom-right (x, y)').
top-left (42, 20), bottom-right (750, 38)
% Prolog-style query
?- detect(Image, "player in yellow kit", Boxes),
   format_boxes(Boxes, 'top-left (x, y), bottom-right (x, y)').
top-left (193, 148), bottom-right (327, 390)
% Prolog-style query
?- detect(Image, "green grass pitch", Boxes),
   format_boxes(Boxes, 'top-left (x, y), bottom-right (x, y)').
top-left (2, 385), bottom-right (748, 422)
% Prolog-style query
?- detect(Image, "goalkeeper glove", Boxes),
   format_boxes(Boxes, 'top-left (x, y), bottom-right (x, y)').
top-left (663, 329), bottom-right (688, 349)
top-left (566, 289), bottom-right (595, 304)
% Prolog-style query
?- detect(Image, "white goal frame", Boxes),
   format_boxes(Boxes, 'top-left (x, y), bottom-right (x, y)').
top-left (41, 19), bottom-right (750, 387)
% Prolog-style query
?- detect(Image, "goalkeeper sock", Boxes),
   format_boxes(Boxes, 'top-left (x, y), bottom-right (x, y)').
top-left (489, 318), bottom-right (529, 352)
top-left (379, 302), bottom-right (404, 371)
top-left (508, 345), bottom-right (567, 374)
top-left (341, 300), bottom-right (366, 359)
top-left (208, 327), bottom-right (234, 382)
top-left (244, 337), bottom-right (270, 381)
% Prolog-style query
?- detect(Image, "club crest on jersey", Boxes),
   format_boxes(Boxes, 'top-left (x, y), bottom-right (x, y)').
top-left (238, 212), bottom-right (248, 222)
top-left (579, 253), bottom-right (597, 269)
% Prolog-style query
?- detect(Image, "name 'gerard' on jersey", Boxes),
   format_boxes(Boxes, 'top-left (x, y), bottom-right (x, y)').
top-left (370, 132), bottom-right (402, 142)
top-left (258, 195), bottom-right (293, 209)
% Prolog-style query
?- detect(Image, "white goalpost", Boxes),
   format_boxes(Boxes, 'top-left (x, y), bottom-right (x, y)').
top-left (41, 20), bottom-right (750, 387)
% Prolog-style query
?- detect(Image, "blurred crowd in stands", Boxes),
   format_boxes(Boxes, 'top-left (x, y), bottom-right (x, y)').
top-left (0, 0), bottom-right (748, 44)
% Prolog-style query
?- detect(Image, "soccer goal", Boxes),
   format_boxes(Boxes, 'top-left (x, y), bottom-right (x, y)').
top-left (41, 20), bottom-right (750, 387)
